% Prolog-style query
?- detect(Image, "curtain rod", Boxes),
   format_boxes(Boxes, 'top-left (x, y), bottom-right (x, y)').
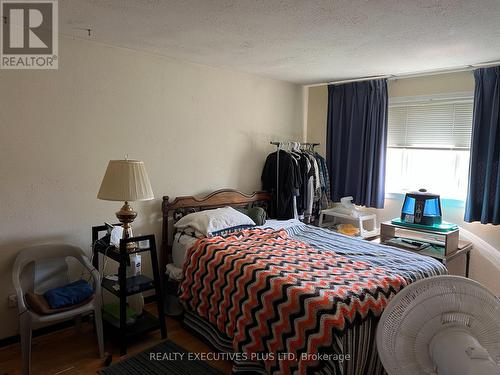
top-left (306, 59), bottom-right (500, 87)
top-left (270, 141), bottom-right (320, 148)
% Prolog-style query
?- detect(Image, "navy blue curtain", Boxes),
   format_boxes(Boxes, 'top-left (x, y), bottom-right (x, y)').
top-left (326, 79), bottom-right (388, 208)
top-left (464, 67), bottom-right (500, 224)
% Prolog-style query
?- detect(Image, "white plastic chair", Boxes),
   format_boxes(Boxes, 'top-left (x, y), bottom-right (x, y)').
top-left (12, 244), bottom-right (104, 374)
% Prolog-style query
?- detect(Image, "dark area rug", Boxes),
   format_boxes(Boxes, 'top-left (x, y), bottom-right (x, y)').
top-left (101, 340), bottom-right (224, 375)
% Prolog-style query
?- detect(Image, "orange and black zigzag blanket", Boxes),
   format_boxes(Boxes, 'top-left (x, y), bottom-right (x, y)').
top-left (179, 228), bottom-right (407, 375)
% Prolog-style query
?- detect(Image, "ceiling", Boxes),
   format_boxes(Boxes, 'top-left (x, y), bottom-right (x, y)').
top-left (60, 0), bottom-right (500, 84)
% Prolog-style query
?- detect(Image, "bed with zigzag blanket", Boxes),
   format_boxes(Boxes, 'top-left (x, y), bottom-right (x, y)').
top-left (178, 222), bottom-right (446, 375)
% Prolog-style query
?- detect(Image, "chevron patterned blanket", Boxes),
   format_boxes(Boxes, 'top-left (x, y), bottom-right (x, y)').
top-left (179, 228), bottom-right (407, 374)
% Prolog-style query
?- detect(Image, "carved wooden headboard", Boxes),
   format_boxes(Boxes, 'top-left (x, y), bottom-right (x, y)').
top-left (160, 189), bottom-right (271, 276)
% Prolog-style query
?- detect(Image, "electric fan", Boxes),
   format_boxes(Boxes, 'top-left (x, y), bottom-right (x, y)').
top-left (377, 276), bottom-right (500, 375)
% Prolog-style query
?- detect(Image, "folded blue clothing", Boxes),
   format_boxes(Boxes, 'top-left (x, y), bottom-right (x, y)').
top-left (44, 279), bottom-right (94, 309)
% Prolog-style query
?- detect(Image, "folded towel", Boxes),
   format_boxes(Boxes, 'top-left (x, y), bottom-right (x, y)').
top-left (44, 279), bottom-right (94, 309)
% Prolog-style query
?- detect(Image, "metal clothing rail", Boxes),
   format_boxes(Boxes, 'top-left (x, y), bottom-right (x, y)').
top-left (270, 141), bottom-right (320, 147)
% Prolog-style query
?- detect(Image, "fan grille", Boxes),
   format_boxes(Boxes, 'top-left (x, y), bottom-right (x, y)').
top-left (377, 276), bottom-right (500, 375)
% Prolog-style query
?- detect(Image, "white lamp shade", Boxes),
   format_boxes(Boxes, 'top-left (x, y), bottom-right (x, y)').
top-left (97, 160), bottom-right (154, 202)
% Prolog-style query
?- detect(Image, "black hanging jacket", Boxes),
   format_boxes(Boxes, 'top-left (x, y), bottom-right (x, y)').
top-left (261, 150), bottom-right (301, 219)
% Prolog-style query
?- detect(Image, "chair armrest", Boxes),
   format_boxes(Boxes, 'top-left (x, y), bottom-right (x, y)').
top-left (11, 257), bottom-right (28, 313)
top-left (15, 288), bottom-right (28, 313)
top-left (77, 252), bottom-right (101, 295)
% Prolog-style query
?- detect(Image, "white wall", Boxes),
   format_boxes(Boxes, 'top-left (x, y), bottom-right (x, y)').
top-left (0, 36), bottom-right (304, 340)
top-left (306, 72), bottom-right (500, 296)
top-left (306, 86), bottom-right (328, 156)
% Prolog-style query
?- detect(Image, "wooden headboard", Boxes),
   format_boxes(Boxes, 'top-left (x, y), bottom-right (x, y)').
top-left (161, 189), bottom-right (271, 276)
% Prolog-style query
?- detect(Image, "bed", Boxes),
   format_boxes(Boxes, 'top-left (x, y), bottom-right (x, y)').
top-left (161, 189), bottom-right (447, 375)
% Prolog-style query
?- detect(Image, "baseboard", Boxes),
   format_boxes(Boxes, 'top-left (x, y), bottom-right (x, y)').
top-left (0, 317), bottom-right (89, 348)
top-left (0, 294), bottom-right (159, 349)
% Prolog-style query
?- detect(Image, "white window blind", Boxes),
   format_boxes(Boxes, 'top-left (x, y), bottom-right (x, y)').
top-left (387, 100), bottom-right (473, 149)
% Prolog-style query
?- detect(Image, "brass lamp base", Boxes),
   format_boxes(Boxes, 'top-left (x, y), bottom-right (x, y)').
top-left (116, 201), bottom-right (137, 251)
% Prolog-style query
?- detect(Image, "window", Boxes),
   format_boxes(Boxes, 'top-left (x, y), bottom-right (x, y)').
top-left (385, 94), bottom-right (473, 200)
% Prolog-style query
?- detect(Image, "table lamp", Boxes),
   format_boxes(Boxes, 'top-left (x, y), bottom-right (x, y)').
top-left (97, 160), bottom-right (154, 248)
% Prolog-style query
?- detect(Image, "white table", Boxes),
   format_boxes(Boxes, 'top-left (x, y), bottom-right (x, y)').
top-left (318, 208), bottom-right (380, 239)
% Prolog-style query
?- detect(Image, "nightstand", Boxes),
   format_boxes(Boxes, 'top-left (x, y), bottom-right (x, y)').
top-left (92, 225), bottom-right (167, 355)
top-left (380, 221), bottom-right (472, 277)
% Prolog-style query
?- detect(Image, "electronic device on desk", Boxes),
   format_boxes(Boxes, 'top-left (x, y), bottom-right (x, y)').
top-left (392, 189), bottom-right (458, 232)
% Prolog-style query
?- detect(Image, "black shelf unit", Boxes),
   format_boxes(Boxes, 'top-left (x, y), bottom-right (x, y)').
top-left (92, 224), bottom-right (167, 355)
top-left (103, 310), bottom-right (160, 337)
top-left (101, 274), bottom-right (155, 297)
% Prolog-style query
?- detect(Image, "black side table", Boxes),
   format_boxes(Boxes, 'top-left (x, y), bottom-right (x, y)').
top-left (92, 225), bottom-right (167, 355)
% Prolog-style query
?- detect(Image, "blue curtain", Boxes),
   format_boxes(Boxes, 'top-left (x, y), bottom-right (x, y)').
top-left (326, 79), bottom-right (388, 208)
top-left (464, 67), bottom-right (500, 224)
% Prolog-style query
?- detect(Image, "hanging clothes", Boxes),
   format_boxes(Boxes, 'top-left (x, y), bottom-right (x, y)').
top-left (315, 152), bottom-right (331, 210)
top-left (261, 150), bottom-right (302, 219)
top-left (296, 153), bottom-right (310, 219)
top-left (262, 143), bottom-right (332, 222)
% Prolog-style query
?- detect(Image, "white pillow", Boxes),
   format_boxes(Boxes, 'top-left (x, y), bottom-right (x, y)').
top-left (174, 206), bottom-right (256, 237)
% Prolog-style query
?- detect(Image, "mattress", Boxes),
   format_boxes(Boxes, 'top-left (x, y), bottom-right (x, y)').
top-left (257, 218), bottom-right (304, 230)
top-left (179, 222), bottom-right (446, 375)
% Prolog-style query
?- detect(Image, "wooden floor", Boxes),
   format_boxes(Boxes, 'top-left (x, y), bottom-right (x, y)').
top-left (0, 305), bottom-right (232, 375)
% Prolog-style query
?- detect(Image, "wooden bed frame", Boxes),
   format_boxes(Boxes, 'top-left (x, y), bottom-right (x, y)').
top-left (161, 189), bottom-right (271, 277)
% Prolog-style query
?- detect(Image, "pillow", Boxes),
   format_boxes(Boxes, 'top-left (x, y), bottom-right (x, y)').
top-left (177, 227), bottom-right (205, 238)
top-left (174, 206), bottom-right (256, 237)
top-left (44, 279), bottom-right (94, 309)
top-left (237, 207), bottom-right (267, 226)
top-left (25, 292), bottom-right (92, 315)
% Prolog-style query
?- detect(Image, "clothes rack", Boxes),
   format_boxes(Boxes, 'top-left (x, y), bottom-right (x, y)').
top-left (269, 141), bottom-right (320, 148)
top-left (270, 142), bottom-right (319, 216)
top-left (270, 141), bottom-right (320, 220)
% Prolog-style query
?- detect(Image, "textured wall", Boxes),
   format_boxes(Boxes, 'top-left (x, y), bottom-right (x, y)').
top-left (0, 36), bottom-right (303, 340)
top-left (388, 71), bottom-right (474, 96)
